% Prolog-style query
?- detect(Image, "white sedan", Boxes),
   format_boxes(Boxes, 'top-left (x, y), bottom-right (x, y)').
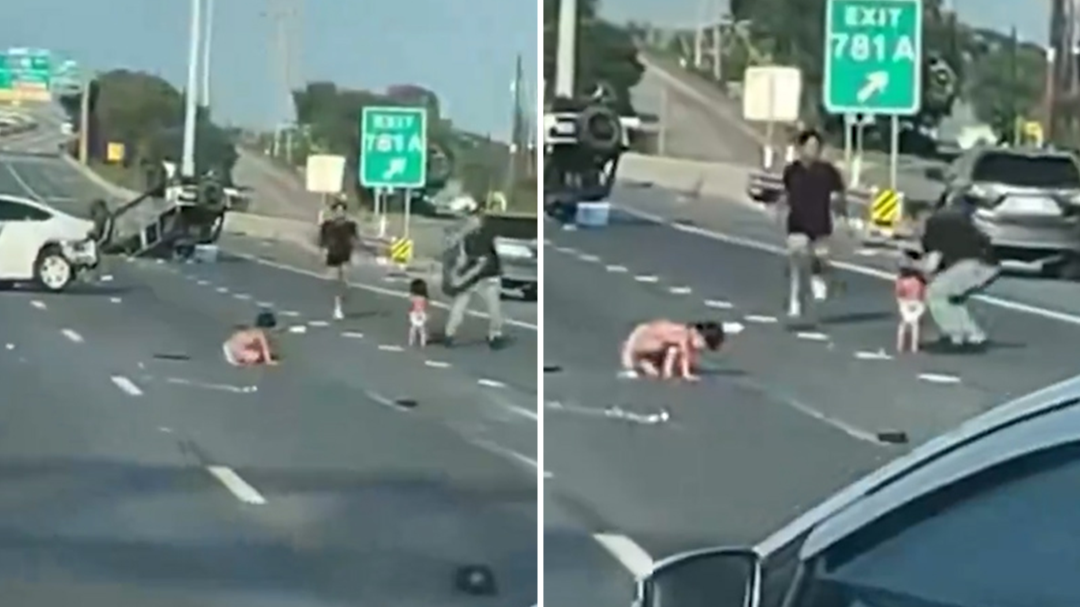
top-left (0, 194), bottom-right (99, 291)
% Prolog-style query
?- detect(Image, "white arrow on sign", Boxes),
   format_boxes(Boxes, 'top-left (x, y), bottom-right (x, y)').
top-left (856, 71), bottom-right (889, 103)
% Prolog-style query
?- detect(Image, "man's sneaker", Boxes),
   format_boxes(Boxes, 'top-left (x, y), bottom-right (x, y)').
top-left (332, 306), bottom-right (345, 320)
top-left (488, 336), bottom-right (507, 350)
top-left (811, 275), bottom-right (829, 301)
top-left (441, 335), bottom-right (456, 348)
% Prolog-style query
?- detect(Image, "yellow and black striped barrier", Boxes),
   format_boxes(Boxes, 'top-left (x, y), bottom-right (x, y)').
top-left (870, 188), bottom-right (902, 231)
top-left (389, 237), bottom-right (413, 264)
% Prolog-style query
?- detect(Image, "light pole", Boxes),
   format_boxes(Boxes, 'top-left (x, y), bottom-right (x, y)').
top-left (181, 0), bottom-right (203, 179)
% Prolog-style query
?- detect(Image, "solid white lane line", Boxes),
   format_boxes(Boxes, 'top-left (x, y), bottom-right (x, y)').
top-left (232, 252), bottom-right (539, 331)
top-left (111, 375), bottom-right (143, 396)
top-left (206, 466), bottom-right (266, 505)
top-left (592, 533), bottom-right (654, 578)
top-left (624, 206), bottom-right (1080, 328)
top-left (470, 438), bottom-right (548, 477)
top-left (60, 329), bottom-right (83, 343)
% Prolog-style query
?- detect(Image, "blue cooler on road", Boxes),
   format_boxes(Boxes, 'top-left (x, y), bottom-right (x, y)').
top-left (575, 201), bottom-right (611, 228)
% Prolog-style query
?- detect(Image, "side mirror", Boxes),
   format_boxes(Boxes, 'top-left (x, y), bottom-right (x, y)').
top-left (924, 167), bottom-right (946, 181)
top-left (634, 547), bottom-right (762, 607)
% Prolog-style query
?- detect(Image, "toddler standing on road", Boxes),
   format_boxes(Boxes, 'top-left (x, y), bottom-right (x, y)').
top-left (895, 251), bottom-right (927, 353)
top-left (408, 278), bottom-right (430, 348)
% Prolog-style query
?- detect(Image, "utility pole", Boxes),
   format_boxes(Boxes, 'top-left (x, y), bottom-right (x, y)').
top-left (200, 0), bottom-right (214, 109)
top-left (1009, 25), bottom-right (1019, 145)
top-left (505, 54), bottom-right (524, 205)
top-left (78, 74), bottom-right (91, 164)
top-left (267, 0), bottom-right (299, 161)
top-left (554, 0), bottom-right (577, 97)
top-left (181, 0), bottom-right (202, 179)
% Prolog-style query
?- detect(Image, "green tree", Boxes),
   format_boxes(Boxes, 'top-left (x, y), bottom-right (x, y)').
top-left (543, 0), bottom-right (644, 114)
top-left (58, 69), bottom-right (237, 183)
top-left (964, 31), bottom-right (1046, 138)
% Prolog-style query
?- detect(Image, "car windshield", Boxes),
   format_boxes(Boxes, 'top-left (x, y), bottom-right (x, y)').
top-left (971, 152), bottom-right (1080, 188)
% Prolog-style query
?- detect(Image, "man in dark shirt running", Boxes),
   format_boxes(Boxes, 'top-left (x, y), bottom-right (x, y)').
top-left (919, 204), bottom-right (999, 350)
top-left (778, 129), bottom-right (847, 318)
top-left (318, 200), bottom-right (360, 320)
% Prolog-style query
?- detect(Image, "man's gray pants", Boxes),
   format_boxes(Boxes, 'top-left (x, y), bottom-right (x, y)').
top-left (925, 259), bottom-right (999, 343)
top-left (445, 276), bottom-right (503, 340)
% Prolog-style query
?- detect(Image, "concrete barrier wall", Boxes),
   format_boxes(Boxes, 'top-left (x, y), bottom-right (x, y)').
top-left (618, 153), bottom-right (755, 201)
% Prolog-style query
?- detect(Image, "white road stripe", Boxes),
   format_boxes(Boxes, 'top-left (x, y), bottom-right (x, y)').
top-left (287, 325), bottom-right (307, 334)
top-left (634, 275), bottom-right (659, 283)
top-left (233, 293), bottom-right (252, 300)
top-left (919, 372), bottom-right (962, 384)
top-left (669, 286), bottom-right (692, 294)
top-left (795, 331), bottom-right (829, 341)
top-left (341, 331), bottom-right (364, 339)
top-left (704, 299), bottom-right (734, 309)
top-left (424, 360), bottom-right (451, 368)
top-left (744, 314), bottom-right (778, 323)
top-left (30, 300), bottom-right (45, 310)
top-left (110, 375), bottom-right (143, 396)
top-left (470, 438), bottom-right (547, 477)
top-left (60, 329), bottom-right (83, 343)
top-left (592, 533), bottom-right (654, 578)
top-left (206, 466), bottom-right (266, 505)
top-left (478, 378), bottom-right (506, 388)
top-left (855, 350), bottom-right (893, 360)
top-left (215, 287), bottom-right (229, 293)
top-left (307, 320), bottom-right (330, 327)
top-left (378, 344), bottom-right (404, 352)
top-left (578, 254), bottom-right (600, 262)
top-left (606, 264), bottom-right (628, 273)
top-left (196, 280), bottom-right (209, 286)
top-left (109, 297), bottom-right (122, 303)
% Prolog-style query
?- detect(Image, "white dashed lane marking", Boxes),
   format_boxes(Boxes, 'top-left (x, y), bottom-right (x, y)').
top-left (855, 350), bottom-right (893, 360)
top-left (279, 310), bottom-right (301, 317)
top-left (233, 293), bottom-right (251, 300)
top-left (197, 280), bottom-right (209, 286)
top-left (919, 373), bottom-right (962, 384)
top-left (206, 466), bottom-right (266, 505)
top-left (578, 254), bottom-right (600, 263)
top-left (111, 376), bottom-right (143, 396)
top-left (109, 297), bottom-right (122, 303)
top-left (60, 329), bottom-right (83, 343)
top-left (215, 287), bottom-right (229, 294)
top-left (605, 264), bottom-right (628, 273)
top-left (307, 320), bottom-right (330, 327)
top-left (287, 325), bottom-right (308, 334)
top-left (634, 275), bottom-right (659, 283)
top-left (477, 378), bottom-right (506, 388)
top-left (744, 315), bottom-right (779, 324)
top-left (424, 360), bottom-right (451, 368)
top-left (795, 331), bottom-right (829, 342)
top-left (668, 286), bottom-right (692, 295)
top-left (378, 344), bottom-right (404, 352)
top-left (341, 331), bottom-right (364, 339)
top-left (704, 299), bottom-right (734, 309)
top-left (30, 300), bottom-right (45, 310)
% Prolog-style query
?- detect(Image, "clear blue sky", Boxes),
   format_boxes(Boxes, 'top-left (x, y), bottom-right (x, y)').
top-left (0, 0), bottom-right (537, 139)
top-left (601, 0), bottom-right (1049, 45)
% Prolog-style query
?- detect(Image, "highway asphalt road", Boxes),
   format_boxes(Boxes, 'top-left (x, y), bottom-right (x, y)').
top-left (0, 151), bottom-right (538, 605)
top-left (543, 181), bottom-right (1080, 602)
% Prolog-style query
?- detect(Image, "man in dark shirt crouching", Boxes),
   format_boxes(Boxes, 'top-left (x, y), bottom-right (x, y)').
top-left (919, 204), bottom-right (1000, 351)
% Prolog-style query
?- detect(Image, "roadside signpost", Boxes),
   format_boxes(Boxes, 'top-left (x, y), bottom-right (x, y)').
top-left (359, 106), bottom-right (428, 241)
top-left (823, 0), bottom-right (922, 190)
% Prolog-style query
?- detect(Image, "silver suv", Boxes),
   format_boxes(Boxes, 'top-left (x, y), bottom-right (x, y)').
top-left (929, 146), bottom-right (1080, 278)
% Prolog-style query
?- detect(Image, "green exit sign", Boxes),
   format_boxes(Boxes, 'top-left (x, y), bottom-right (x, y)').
top-left (823, 0), bottom-right (923, 115)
